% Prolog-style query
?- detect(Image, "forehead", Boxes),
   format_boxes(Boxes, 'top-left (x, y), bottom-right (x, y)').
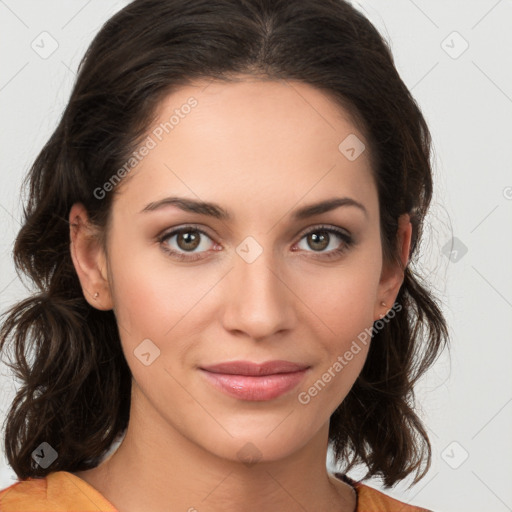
top-left (112, 77), bottom-right (376, 220)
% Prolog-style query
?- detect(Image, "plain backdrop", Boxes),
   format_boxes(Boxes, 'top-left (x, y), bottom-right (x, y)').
top-left (1, 1), bottom-right (511, 511)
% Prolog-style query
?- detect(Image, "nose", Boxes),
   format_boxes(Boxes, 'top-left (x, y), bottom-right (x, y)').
top-left (220, 241), bottom-right (296, 341)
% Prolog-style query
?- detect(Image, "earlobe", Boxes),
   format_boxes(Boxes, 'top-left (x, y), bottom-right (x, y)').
top-left (374, 213), bottom-right (412, 320)
top-left (69, 203), bottom-right (113, 311)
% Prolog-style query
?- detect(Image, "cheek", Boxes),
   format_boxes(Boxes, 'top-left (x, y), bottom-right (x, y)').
top-left (292, 250), bottom-right (381, 401)
top-left (296, 254), bottom-right (382, 336)
top-left (105, 240), bottom-right (178, 358)
top-left (295, 270), bottom-right (375, 414)
top-left (106, 241), bottom-right (221, 368)
top-left (107, 238), bottom-right (183, 332)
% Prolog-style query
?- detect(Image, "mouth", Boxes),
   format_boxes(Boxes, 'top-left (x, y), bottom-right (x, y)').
top-left (199, 360), bottom-right (310, 401)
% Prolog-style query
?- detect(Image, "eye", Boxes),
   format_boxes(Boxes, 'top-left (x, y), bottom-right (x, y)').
top-left (158, 225), bottom-right (217, 261)
top-left (294, 225), bottom-right (354, 259)
top-left (157, 224), bottom-right (354, 262)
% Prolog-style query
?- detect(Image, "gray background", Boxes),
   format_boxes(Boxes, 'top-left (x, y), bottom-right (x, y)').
top-left (1, 1), bottom-right (511, 510)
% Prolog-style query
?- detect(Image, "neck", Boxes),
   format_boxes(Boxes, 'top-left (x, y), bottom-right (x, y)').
top-left (76, 387), bottom-right (356, 512)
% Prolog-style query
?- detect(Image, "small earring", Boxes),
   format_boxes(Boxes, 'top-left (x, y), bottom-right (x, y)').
top-left (93, 292), bottom-right (99, 299)
top-left (379, 301), bottom-right (387, 319)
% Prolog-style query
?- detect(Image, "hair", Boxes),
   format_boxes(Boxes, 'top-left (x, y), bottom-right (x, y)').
top-left (0, 0), bottom-right (448, 488)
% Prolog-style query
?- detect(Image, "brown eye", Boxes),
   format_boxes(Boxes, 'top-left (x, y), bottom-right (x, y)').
top-left (159, 226), bottom-right (216, 261)
top-left (295, 225), bottom-right (354, 259)
top-left (306, 231), bottom-right (330, 251)
top-left (176, 230), bottom-right (201, 251)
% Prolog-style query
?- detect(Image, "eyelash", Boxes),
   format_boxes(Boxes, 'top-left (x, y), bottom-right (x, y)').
top-left (157, 224), bottom-right (354, 262)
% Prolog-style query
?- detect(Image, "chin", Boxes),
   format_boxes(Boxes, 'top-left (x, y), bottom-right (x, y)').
top-left (195, 421), bottom-right (318, 466)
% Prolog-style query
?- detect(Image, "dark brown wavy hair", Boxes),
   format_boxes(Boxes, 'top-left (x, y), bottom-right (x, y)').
top-left (0, 0), bottom-right (448, 488)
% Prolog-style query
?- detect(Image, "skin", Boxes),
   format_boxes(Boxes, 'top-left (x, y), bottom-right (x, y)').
top-left (69, 77), bottom-right (412, 512)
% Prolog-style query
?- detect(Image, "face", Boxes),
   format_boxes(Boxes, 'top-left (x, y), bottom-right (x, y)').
top-left (71, 77), bottom-right (408, 464)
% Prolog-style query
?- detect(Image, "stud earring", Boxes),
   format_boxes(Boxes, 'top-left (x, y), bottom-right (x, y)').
top-left (93, 292), bottom-right (99, 299)
top-left (379, 301), bottom-right (387, 319)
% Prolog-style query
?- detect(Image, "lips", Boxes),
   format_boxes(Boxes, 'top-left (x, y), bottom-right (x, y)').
top-left (199, 360), bottom-right (310, 401)
top-left (201, 360), bottom-right (309, 376)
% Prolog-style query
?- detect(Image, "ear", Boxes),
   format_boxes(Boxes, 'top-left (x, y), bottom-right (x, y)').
top-left (374, 213), bottom-right (412, 321)
top-left (69, 202), bottom-right (113, 310)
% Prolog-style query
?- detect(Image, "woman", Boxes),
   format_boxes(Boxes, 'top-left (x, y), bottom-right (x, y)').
top-left (0, 0), bottom-right (448, 510)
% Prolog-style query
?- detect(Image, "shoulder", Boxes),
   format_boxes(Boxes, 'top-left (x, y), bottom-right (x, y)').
top-left (355, 482), bottom-right (433, 512)
top-left (0, 471), bottom-right (117, 511)
top-left (334, 473), bottom-right (433, 512)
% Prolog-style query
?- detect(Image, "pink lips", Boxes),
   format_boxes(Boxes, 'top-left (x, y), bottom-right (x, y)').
top-left (200, 360), bottom-right (309, 401)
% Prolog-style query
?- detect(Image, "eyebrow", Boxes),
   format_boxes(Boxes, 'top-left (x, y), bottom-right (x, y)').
top-left (140, 196), bottom-right (368, 220)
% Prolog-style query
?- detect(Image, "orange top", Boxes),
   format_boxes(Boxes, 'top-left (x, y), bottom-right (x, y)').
top-left (0, 471), bottom-right (432, 511)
